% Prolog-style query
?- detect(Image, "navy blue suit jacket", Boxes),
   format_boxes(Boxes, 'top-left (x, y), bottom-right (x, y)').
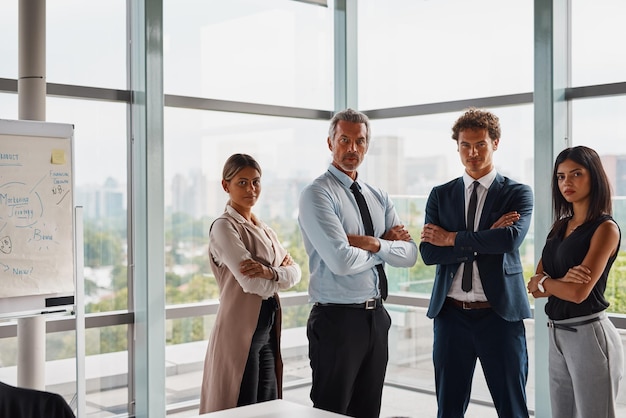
top-left (420, 173), bottom-right (533, 322)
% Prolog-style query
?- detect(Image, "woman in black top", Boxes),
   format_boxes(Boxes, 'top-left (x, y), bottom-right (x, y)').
top-left (528, 146), bottom-right (623, 418)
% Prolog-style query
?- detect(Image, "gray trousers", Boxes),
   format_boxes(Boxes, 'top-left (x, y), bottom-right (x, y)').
top-left (548, 312), bottom-right (624, 418)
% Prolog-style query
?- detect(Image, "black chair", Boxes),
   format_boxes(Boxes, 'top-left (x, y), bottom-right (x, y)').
top-left (0, 381), bottom-right (75, 418)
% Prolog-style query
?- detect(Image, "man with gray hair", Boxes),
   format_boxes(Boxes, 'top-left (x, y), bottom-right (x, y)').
top-left (298, 108), bottom-right (417, 417)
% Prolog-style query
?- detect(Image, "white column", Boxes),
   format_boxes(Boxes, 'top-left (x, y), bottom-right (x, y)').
top-left (18, 0), bottom-right (46, 121)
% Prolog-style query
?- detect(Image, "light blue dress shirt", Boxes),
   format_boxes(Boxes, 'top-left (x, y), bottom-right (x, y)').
top-left (298, 165), bottom-right (418, 304)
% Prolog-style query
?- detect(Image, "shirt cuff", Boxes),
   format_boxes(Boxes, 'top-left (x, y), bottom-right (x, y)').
top-left (376, 238), bottom-right (391, 257)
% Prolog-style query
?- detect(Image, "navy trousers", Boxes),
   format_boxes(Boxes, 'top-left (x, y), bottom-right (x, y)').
top-left (433, 302), bottom-right (529, 418)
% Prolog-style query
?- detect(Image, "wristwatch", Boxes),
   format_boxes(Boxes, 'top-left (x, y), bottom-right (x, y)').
top-left (537, 275), bottom-right (549, 293)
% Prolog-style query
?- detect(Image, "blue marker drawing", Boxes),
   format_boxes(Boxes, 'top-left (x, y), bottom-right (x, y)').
top-left (30, 174), bottom-right (46, 194)
top-left (56, 189), bottom-right (71, 205)
top-left (0, 235), bottom-right (12, 254)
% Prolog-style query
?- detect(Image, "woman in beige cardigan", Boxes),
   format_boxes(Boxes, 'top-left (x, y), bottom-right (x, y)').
top-left (199, 153), bottom-right (301, 413)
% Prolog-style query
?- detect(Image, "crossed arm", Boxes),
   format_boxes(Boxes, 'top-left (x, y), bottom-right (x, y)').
top-left (420, 211), bottom-right (520, 247)
top-left (211, 219), bottom-right (301, 296)
top-left (527, 220), bottom-right (619, 303)
top-left (348, 224), bottom-right (413, 252)
top-left (419, 184), bottom-right (533, 266)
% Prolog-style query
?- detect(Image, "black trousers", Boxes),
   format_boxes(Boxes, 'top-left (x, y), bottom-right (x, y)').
top-left (237, 297), bottom-right (278, 407)
top-left (307, 304), bottom-right (391, 418)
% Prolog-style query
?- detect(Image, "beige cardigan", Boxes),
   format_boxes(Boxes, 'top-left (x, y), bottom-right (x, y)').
top-left (198, 213), bottom-right (286, 413)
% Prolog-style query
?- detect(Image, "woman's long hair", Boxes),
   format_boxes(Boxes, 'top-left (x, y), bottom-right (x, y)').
top-left (549, 146), bottom-right (612, 235)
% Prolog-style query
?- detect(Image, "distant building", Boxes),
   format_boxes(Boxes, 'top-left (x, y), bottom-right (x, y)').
top-left (404, 155), bottom-right (449, 196)
top-left (364, 135), bottom-right (405, 195)
top-left (600, 154), bottom-right (626, 196)
top-left (76, 177), bottom-right (125, 219)
top-left (169, 170), bottom-right (209, 219)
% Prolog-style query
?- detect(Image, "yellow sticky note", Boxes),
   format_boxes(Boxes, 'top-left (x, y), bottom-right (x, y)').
top-left (51, 149), bottom-right (66, 164)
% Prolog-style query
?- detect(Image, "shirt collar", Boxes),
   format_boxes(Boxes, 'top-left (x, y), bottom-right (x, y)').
top-left (328, 164), bottom-right (359, 189)
top-left (463, 168), bottom-right (496, 191)
top-left (225, 204), bottom-right (256, 225)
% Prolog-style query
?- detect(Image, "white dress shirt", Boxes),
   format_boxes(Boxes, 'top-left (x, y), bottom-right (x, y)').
top-left (447, 169), bottom-right (497, 302)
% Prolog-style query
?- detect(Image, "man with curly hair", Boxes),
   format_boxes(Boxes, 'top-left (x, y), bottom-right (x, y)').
top-left (420, 108), bottom-right (533, 417)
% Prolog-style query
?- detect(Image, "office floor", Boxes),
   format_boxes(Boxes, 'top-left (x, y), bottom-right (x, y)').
top-left (166, 338), bottom-right (626, 418)
top-left (78, 323), bottom-right (626, 417)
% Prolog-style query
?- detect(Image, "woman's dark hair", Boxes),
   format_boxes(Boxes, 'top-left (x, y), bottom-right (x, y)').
top-left (551, 146), bottom-right (611, 230)
top-left (222, 153), bottom-right (262, 182)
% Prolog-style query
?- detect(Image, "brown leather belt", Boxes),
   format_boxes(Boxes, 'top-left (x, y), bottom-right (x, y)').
top-left (446, 297), bottom-right (491, 310)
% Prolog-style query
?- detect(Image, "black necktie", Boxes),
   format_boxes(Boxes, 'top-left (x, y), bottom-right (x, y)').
top-left (462, 181), bottom-right (479, 292)
top-left (350, 182), bottom-right (388, 300)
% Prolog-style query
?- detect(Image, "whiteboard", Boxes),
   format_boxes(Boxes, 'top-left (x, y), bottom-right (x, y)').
top-left (0, 119), bottom-right (75, 316)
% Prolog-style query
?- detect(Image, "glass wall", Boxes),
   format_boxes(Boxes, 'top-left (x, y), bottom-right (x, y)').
top-left (0, 92), bottom-right (18, 119)
top-left (357, 0), bottom-right (533, 109)
top-left (571, 0), bottom-right (626, 87)
top-left (163, 108), bottom-right (330, 307)
top-left (370, 105), bottom-right (536, 297)
top-left (47, 1), bottom-right (127, 89)
top-left (0, 1), bottom-right (17, 79)
top-left (571, 96), bottom-right (626, 313)
top-left (0, 1), bottom-right (129, 412)
top-left (163, 0), bottom-right (334, 109)
top-left (47, 98), bottom-right (129, 312)
top-left (568, 0), bottom-right (626, 315)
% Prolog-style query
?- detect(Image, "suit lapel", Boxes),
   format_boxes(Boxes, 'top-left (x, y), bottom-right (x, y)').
top-left (452, 178), bottom-right (467, 231)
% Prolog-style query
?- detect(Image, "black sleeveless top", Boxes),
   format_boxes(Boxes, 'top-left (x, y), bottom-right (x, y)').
top-left (542, 215), bottom-right (620, 320)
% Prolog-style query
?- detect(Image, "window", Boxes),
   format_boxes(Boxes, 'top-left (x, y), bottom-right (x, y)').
top-left (163, 0), bottom-right (333, 109)
top-left (370, 104), bottom-right (535, 296)
top-left (47, 97), bottom-right (128, 311)
top-left (571, 96), bottom-right (626, 314)
top-left (571, 0), bottom-right (626, 87)
top-left (164, 108), bottom-right (330, 305)
top-left (0, 93), bottom-right (18, 119)
top-left (48, 0), bottom-right (126, 89)
top-left (0, 1), bottom-right (17, 80)
top-left (358, 0), bottom-right (533, 109)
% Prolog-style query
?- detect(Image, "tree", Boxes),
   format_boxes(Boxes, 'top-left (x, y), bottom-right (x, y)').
top-left (83, 224), bottom-right (123, 267)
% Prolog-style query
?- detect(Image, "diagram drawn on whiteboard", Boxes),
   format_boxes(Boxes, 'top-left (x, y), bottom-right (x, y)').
top-left (0, 134), bottom-right (75, 299)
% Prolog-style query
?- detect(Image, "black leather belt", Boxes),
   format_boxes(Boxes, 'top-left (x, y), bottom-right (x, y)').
top-left (547, 315), bottom-right (602, 332)
top-left (315, 298), bottom-right (383, 310)
top-left (446, 297), bottom-right (491, 310)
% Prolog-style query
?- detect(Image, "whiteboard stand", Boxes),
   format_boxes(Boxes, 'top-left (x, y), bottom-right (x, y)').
top-left (0, 118), bottom-right (76, 392)
top-left (0, 119), bottom-right (77, 402)
top-left (0, 119), bottom-right (76, 314)
top-left (74, 206), bottom-right (86, 417)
